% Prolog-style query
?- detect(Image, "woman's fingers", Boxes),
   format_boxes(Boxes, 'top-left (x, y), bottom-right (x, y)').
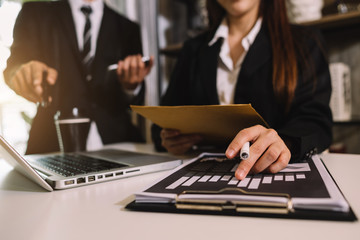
top-left (160, 129), bottom-right (202, 155)
top-left (226, 125), bottom-right (291, 180)
top-left (160, 129), bottom-right (180, 139)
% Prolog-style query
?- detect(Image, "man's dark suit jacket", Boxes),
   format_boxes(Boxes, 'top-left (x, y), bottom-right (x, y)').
top-left (152, 23), bottom-right (333, 161)
top-left (4, 0), bottom-right (145, 154)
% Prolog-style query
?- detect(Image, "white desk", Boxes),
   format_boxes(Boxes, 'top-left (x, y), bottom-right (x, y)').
top-left (0, 143), bottom-right (359, 240)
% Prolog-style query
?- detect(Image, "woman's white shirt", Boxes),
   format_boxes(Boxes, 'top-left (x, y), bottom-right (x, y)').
top-left (208, 18), bottom-right (262, 105)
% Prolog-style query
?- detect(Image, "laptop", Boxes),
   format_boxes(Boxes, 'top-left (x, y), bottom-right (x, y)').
top-left (0, 135), bottom-right (182, 191)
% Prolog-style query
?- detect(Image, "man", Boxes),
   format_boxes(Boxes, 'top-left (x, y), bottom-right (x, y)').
top-left (4, 0), bottom-right (153, 154)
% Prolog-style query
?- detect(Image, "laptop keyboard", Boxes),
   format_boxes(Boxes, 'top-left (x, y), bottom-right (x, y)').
top-left (33, 154), bottom-right (127, 177)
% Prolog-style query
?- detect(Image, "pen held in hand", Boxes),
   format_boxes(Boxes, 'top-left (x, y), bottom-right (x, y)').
top-left (107, 56), bottom-right (150, 71)
top-left (240, 141), bottom-right (250, 160)
top-left (41, 70), bottom-right (50, 108)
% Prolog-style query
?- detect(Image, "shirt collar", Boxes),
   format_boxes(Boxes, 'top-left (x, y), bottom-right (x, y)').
top-left (208, 17), bottom-right (263, 52)
top-left (242, 17), bottom-right (262, 51)
top-left (208, 19), bottom-right (228, 47)
top-left (68, 0), bottom-right (104, 16)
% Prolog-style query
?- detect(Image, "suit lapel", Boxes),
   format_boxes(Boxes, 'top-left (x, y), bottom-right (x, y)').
top-left (93, 5), bottom-right (115, 69)
top-left (55, 0), bottom-right (82, 66)
top-left (239, 24), bottom-right (271, 79)
top-left (198, 38), bottom-right (223, 105)
top-left (234, 24), bottom-right (272, 102)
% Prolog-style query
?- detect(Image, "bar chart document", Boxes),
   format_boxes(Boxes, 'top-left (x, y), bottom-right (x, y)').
top-left (127, 153), bottom-right (357, 221)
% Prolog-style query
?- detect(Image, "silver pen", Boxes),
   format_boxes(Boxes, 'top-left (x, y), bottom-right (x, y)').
top-left (107, 56), bottom-right (150, 71)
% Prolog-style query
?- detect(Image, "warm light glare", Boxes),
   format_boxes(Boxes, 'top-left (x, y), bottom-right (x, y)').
top-left (0, 1), bottom-right (21, 47)
top-left (0, 0), bottom-right (21, 98)
top-left (0, 1), bottom-right (36, 154)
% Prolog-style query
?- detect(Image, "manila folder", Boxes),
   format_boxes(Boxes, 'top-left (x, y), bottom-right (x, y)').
top-left (131, 104), bottom-right (268, 145)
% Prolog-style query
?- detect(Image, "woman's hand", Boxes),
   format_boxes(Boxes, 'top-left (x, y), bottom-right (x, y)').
top-left (160, 129), bottom-right (203, 155)
top-left (116, 55), bottom-right (154, 90)
top-left (225, 125), bottom-right (291, 180)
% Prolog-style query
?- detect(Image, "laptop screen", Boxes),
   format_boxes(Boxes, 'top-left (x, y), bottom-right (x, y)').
top-left (0, 135), bottom-right (53, 191)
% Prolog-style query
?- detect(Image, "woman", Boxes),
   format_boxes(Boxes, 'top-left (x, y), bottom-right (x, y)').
top-left (152, 0), bottom-right (332, 180)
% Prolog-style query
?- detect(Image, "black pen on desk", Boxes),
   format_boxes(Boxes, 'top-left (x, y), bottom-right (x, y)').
top-left (240, 141), bottom-right (250, 160)
top-left (107, 56), bottom-right (150, 71)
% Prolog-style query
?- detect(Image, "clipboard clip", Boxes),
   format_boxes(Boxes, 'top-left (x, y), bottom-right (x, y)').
top-left (175, 188), bottom-right (293, 215)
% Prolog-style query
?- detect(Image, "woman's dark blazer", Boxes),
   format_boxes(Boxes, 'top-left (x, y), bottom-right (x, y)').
top-left (4, 0), bottom-right (145, 154)
top-left (152, 23), bottom-right (333, 161)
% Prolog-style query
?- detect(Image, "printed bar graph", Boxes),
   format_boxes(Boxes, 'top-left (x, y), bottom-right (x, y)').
top-left (165, 161), bottom-right (308, 191)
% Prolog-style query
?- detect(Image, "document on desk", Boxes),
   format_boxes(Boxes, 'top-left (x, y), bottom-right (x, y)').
top-left (131, 104), bottom-right (268, 145)
top-left (129, 153), bottom-right (356, 220)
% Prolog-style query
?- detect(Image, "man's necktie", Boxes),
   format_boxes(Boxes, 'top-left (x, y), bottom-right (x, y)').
top-left (80, 5), bottom-right (93, 81)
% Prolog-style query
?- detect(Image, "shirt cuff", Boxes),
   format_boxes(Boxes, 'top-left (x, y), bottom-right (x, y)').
top-left (123, 83), bottom-right (142, 97)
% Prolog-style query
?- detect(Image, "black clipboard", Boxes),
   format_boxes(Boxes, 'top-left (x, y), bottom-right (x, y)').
top-left (125, 200), bottom-right (357, 221)
top-left (126, 191), bottom-right (357, 221)
top-left (125, 154), bottom-right (357, 222)
top-left (125, 201), bottom-right (357, 222)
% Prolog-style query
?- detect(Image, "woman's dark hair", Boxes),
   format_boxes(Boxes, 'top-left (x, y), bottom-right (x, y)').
top-left (206, 0), bottom-right (299, 111)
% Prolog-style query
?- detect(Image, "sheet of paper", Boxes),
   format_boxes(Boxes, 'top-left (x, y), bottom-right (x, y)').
top-left (131, 104), bottom-right (268, 145)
